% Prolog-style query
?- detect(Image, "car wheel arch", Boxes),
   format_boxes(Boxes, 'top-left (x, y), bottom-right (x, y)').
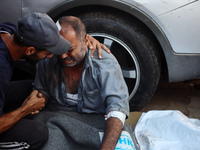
top-left (47, 1), bottom-right (170, 73)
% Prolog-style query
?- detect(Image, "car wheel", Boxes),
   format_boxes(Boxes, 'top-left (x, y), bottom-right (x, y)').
top-left (78, 11), bottom-right (161, 111)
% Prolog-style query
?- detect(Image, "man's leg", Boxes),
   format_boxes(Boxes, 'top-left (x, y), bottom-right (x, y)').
top-left (4, 80), bottom-right (33, 113)
top-left (0, 119), bottom-right (48, 150)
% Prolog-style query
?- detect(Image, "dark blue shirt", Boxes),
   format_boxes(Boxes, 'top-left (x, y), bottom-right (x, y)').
top-left (0, 22), bottom-right (17, 116)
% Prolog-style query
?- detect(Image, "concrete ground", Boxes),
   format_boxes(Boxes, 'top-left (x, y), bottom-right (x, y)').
top-left (140, 78), bottom-right (200, 120)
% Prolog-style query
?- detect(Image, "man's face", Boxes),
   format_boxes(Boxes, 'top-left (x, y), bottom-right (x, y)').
top-left (60, 30), bottom-right (86, 67)
top-left (25, 50), bottom-right (53, 63)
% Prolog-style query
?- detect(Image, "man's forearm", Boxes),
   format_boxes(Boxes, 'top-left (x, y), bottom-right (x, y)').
top-left (100, 117), bottom-right (123, 150)
top-left (0, 107), bottom-right (28, 134)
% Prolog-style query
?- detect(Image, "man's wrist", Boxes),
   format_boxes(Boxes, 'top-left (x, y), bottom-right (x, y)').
top-left (105, 111), bottom-right (126, 125)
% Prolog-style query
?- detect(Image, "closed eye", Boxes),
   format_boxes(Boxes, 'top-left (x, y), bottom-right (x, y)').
top-left (68, 49), bottom-right (73, 52)
top-left (47, 52), bottom-right (52, 56)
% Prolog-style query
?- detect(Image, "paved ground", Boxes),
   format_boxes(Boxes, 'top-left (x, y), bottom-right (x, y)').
top-left (140, 78), bottom-right (200, 120)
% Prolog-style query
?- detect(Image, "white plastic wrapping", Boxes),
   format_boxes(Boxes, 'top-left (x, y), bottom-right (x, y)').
top-left (134, 110), bottom-right (200, 150)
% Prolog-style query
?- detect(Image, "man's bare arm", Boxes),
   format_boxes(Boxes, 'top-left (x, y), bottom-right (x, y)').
top-left (0, 90), bottom-right (46, 134)
top-left (100, 117), bottom-right (123, 150)
top-left (0, 107), bottom-right (29, 134)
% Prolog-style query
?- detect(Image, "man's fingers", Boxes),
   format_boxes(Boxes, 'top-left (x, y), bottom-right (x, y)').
top-left (101, 44), bottom-right (111, 54)
top-left (97, 44), bottom-right (102, 59)
top-left (87, 40), bottom-right (93, 49)
top-left (37, 92), bottom-right (43, 98)
top-left (88, 41), bottom-right (95, 59)
top-left (87, 34), bottom-right (110, 59)
top-left (31, 110), bottom-right (40, 115)
top-left (30, 90), bottom-right (39, 96)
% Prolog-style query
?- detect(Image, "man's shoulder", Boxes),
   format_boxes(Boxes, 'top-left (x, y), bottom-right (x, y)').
top-left (0, 22), bottom-right (17, 35)
top-left (39, 56), bottom-right (60, 70)
top-left (85, 49), bottom-right (120, 73)
top-left (87, 49), bottom-right (116, 62)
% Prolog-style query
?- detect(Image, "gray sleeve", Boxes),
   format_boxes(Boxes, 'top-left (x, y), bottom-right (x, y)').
top-left (33, 60), bottom-right (51, 99)
top-left (97, 53), bottom-right (130, 118)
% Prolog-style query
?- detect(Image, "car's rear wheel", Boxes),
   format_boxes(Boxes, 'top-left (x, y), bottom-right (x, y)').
top-left (77, 11), bottom-right (161, 111)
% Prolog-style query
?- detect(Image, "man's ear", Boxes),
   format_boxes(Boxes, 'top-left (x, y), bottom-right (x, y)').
top-left (25, 47), bottom-right (36, 56)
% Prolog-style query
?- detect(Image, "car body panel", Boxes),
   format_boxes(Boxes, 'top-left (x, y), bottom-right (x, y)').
top-left (0, 0), bottom-right (21, 24)
top-left (130, 0), bottom-right (200, 54)
top-left (157, 2), bottom-right (200, 54)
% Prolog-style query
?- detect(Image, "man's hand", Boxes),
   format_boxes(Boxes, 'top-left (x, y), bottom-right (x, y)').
top-left (31, 92), bottom-right (47, 114)
top-left (21, 90), bottom-right (46, 115)
top-left (87, 34), bottom-right (110, 59)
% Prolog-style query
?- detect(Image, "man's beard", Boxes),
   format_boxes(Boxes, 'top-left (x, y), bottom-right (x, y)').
top-left (24, 53), bottom-right (41, 64)
top-left (63, 45), bottom-right (85, 67)
top-left (62, 55), bottom-right (83, 67)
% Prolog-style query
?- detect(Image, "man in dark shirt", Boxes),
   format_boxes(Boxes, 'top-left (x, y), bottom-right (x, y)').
top-left (0, 12), bottom-right (109, 150)
top-left (0, 12), bottom-right (71, 150)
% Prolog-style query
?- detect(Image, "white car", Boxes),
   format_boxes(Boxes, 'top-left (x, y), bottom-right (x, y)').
top-left (1, 0), bottom-right (200, 111)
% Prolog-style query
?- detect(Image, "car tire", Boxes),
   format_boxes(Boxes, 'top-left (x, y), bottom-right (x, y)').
top-left (78, 11), bottom-right (161, 111)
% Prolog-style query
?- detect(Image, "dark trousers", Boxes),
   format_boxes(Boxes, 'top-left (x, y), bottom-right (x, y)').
top-left (0, 80), bottom-right (48, 150)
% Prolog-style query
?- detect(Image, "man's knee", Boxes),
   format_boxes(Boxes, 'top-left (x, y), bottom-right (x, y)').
top-left (0, 119), bottom-right (48, 150)
top-left (28, 120), bottom-right (48, 150)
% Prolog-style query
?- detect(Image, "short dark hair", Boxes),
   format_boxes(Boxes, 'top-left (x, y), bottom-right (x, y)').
top-left (59, 16), bottom-right (86, 42)
top-left (13, 33), bottom-right (26, 47)
top-left (14, 33), bottom-right (45, 52)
